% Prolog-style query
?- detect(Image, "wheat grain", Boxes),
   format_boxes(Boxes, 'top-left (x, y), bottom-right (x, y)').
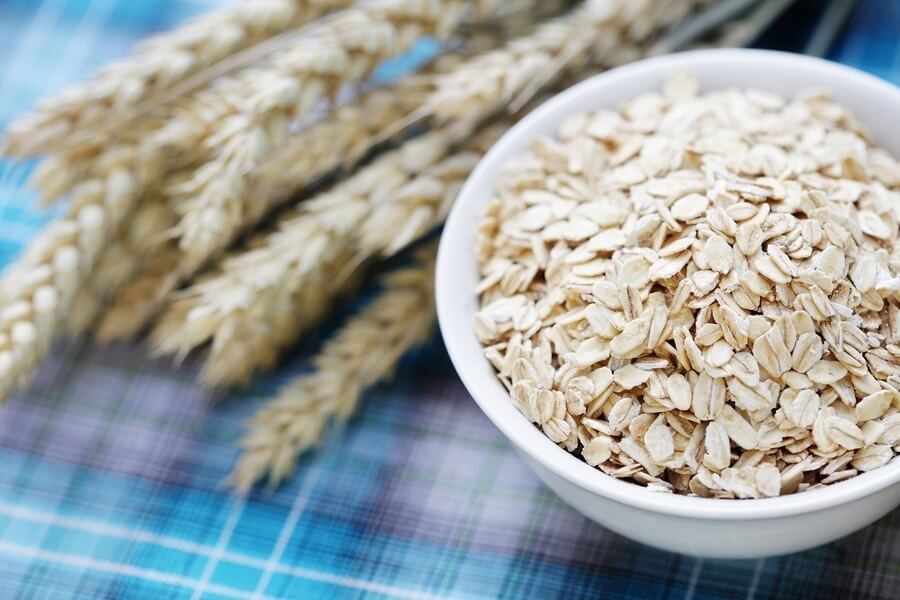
top-left (424, 0), bottom-right (703, 122)
top-left (151, 125), bottom-right (469, 385)
top-left (65, 285), bottom-right (103, 339)
top-left (230, 244), bottom-right (436, 491)
top-left (96, 195), bottom-right (175, 293)
top-left (27, 148), bottom-right (100, 207)
top-left (1, 0), bottom-right (353, 157)
top-left (163, 0), bottom-right (489, 270)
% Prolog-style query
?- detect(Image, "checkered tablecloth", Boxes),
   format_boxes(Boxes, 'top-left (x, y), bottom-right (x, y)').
top-left (0, 1), bottom-right (899, 598)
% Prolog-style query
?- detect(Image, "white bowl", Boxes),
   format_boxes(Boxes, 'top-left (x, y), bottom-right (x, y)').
top-left (436, 49), bottom-right (900, 559)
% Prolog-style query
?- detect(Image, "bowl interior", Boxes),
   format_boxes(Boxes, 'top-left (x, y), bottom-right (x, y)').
top-left (436, 49), bottom-right (900, 519)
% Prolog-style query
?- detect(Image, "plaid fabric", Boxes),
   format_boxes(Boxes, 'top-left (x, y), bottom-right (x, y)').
top-left (0, 1), bottom-right (899, 598)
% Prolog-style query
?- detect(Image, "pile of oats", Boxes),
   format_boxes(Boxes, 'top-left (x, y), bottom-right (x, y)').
top-left (473, 72), bottom-right (900, 498)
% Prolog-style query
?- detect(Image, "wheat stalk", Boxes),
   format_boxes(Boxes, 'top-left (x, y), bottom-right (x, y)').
top-left (162, 0), bottom-right (489, 270)
top-left (1, 0), bottom-right (354, 157)
top-left (424, 0), bottom-right (703, 122)
top-left (230, 244), bottom-right (436, 491)
top-left (151, 126), bottom-right (467, 385)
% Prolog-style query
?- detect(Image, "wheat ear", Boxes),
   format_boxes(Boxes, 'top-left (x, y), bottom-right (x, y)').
top-left (191, 123), bottom-right (484, 387)
top-left (203, 245), bottom-right (364, 387)
top-left (230, 244), bottom-right (436, 491)
top-left (356, 124), bottom-right (502, 258)
top-left (66, 193), bottom-right (176, 336)
top-left (198, 125), bottom-right (502, 385)
top-left (424, 0), bottom-right (703, 122)
top-left (94, 73), bottom-right (443, 343)
top-left (28, 135), bottom-right (174, 339)
top-left (168, 63), bottom-right (442, 273)
top-left (25, 106), bottom-right (206, 212)
top-left (162, 0), bottom-right (485, 270)
top-left (1, 0), bottom-right (354, 157)
top-left (0, 140), bottom-right (163, 398)
top-left (150, 126), bottom-right (466, 385)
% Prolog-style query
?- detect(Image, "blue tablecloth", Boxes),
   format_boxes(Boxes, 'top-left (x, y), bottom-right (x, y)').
top-left (0, 1), bottom-right (899, 598)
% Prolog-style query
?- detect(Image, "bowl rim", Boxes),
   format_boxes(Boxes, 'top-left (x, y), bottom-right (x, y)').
top-left (437, 48), bottom-right (900, 520)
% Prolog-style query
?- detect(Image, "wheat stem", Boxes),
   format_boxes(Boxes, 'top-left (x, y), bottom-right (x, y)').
top-left (230, 244), bottom-right (436, 492)
top-left (1, 0), bottom-right (353, 157)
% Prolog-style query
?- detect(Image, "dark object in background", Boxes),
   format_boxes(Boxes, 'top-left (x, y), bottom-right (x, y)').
top-left (651, 0), bottom-right (859, 58)
top-left (754, 0), bottom-right (859, 56)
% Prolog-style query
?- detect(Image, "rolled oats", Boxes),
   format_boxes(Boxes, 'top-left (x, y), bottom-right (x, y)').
top-left (474, 72), bottom-right (900, 497)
